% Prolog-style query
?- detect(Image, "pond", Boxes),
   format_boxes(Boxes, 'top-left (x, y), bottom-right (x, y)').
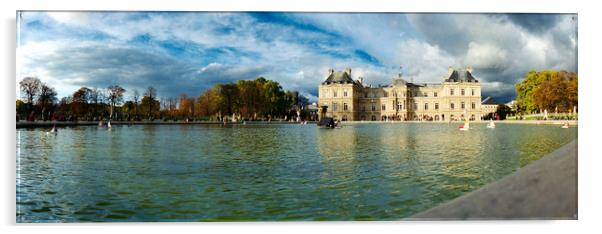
top-left (16, 122), bottom-right (577, 222)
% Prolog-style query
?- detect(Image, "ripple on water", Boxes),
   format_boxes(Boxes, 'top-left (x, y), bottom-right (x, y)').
top-left (16, 124), bottom-right (576, 221)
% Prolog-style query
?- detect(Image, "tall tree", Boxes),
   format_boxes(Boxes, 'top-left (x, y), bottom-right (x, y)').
top-left (198, 88), bottom-right (218, 118)
top-left (37, 83), bottom-right (58, 120)
top-left (143, 86), bottom-right (158, 119)
top-left (19, 77), bottom-right (41, 110)
top-left (132, 89), bottom-right (140, 118)
top-left (107, 85), bottom-right (126, 119)
top-left (215, 83), bottom-right (240, 116)
top-left (72, 87), bottom-right (92, 118)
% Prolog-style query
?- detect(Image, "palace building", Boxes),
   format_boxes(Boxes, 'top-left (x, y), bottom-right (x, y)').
top-left (318, 67), bottom-right (484, 121)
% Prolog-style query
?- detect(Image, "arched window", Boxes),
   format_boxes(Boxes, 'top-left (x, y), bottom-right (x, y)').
top-left (371, 115), bottom-right (376, 121)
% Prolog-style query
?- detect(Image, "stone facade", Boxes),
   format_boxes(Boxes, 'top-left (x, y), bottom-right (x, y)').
top-left (318, 67), bottom-right (483, 121)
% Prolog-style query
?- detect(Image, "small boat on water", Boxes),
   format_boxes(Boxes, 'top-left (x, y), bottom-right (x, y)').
top-left (46, 125), bottom-right (58, 135)
top-left (107, 121), bottom-right (112, 128)
top-left (459, 110), bottom-right (470, 131)
top-left (562, 122), bottom-right (570, 129)
top-left (486, 119), bottom-right (496, 129)
top-left (459, 117), bottom-right (470, 131)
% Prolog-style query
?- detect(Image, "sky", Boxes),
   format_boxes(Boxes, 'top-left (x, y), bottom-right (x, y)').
top-left (16, 12), bottom-right (577, 103)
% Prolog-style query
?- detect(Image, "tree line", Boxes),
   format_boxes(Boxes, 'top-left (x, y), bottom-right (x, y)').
top-left (515, 70), bottom-right (578, 115)
top-left (17, 76), bottom-right (312, 122)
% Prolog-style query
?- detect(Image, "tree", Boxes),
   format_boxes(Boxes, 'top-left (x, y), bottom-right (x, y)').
top-left (198, 88), bottom-right (218, 118)
top-left (144, 86), bottom-right (157, 119)
top-left (530, 71), bottom-right (577, 113)
top-left (122, 101), bottom-right (135, 118)
top-left (107, 85), bottom-right (126, 119)
top-left (215, 83), bottom-right (239, 116)
top-left (37, 83), bottom-right (58, 120)
top-left (516, 70), bottom-right (578, 114)
top-left (72, 87), bottom-right (92, 119)
top-left (132, 89), bottom-right (140, 118)
top-left (19, 77), bottom-right (41, 110)
top-left (496, 104), bottom-right (512, 120)
top-left (16, 100), bottom-right (27, 119)
top-left (178, 93), bottom-right (195, 118)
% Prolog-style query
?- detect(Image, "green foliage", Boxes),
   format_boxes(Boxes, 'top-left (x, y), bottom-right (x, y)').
top-left (516, 70), bottom-right (578, 114)
top-left (197, 77), bottom-right (301, 120)
top-left (16, 100), bottom-right (27, 118)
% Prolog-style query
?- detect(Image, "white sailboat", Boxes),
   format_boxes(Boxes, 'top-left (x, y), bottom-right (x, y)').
top-left (561, 121), bottom-right (570, 129)
top-left (486, 119), bottom-right (496, 129)
top-left (459, 110), bottom-right (470, 131)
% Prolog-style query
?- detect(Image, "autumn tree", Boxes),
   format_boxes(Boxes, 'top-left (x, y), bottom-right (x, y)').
top-left (178, 93), bottom-right (195, 118)
top-left (72, 87), bottom-right (92, 119)
top-left (516, 70), bottom-right (578, 114)
top-left (198, 88), bottom-right (218, 118)
top-left (532, 71), bottom-right (577, 113)
top-left (107, 85), bottom-right (126, 119)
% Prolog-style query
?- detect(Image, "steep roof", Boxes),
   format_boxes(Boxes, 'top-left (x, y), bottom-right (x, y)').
top-left (445, 68), bottom-right (479, 83)
top-left (322, 69), bottom-right (356, 85)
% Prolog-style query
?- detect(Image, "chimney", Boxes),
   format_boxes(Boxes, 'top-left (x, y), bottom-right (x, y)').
top-left (345, 67), bottom-right (352, 76)
top-left (466, 65), bottom-right (473, 73)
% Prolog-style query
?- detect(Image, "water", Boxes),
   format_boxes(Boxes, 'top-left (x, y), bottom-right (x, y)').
top-left (16, 123), bottom-right (577, 222)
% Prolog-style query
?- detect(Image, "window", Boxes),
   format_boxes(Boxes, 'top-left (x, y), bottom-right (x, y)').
top-left (383, 91), bottom-right (388, 97)
top-left (343, 90), bottom-right (348, 97)
top-left (451, 103), bottom-right (455, 109)
top-left (472, 102), bottom-right (476, 109)
top-left (471, 89), bottom-right (475, 96)
top-left (342, 115), bottom-right (348, 121)
top-left (381, 104), bottom-right (386, 111)
top-left (461, 89), bottom-right (465, 96)
top-left (397, 104), bottom-right (403, 110)
top-left (333, 91), bottom-right (337, 97)
top-left (413, 103), bottom-right (418, 110)
top-left (434, 92), bottom-right (438, 97)
top-left (435, 103), bottom-right (439, 110)
top-left (450, 89), bottom-right (454, 96)
top-left (461, 102), bottom-right (465, 109)
top-left (371, 105), bottom-right (376, 111)
top-left (364, 92), bottom-right (368, 98)
top-left (424, 92), bottom-right (428, 97)
top-left (371, 115), bottom-right (376, 121)
top-left (343, 103), bottom-right (348, 111)
top-left (424, 103), bottom-right (429, 110)
top-left (361, 105), bottom-right (366, 111)
top-left (333, 103), bottom-right (338, 111)
top-left (408, 91), bottom-right (412, 97)
top-left (372, 92), bottom-right (377, 98)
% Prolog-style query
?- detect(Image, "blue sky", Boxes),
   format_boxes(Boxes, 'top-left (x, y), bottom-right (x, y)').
top-left (17, 12), bottom-right (577, 102)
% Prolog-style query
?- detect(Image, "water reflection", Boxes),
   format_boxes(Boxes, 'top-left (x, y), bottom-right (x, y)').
top-left (17, 123), bottom-right (576, 222)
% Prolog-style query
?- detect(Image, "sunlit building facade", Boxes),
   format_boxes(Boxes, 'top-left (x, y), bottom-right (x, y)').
top-left (318, 67), bottom-right (483, 121)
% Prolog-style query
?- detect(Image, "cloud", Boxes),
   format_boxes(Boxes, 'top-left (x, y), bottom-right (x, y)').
top-left (17, 12), bottom-right (577, 103)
